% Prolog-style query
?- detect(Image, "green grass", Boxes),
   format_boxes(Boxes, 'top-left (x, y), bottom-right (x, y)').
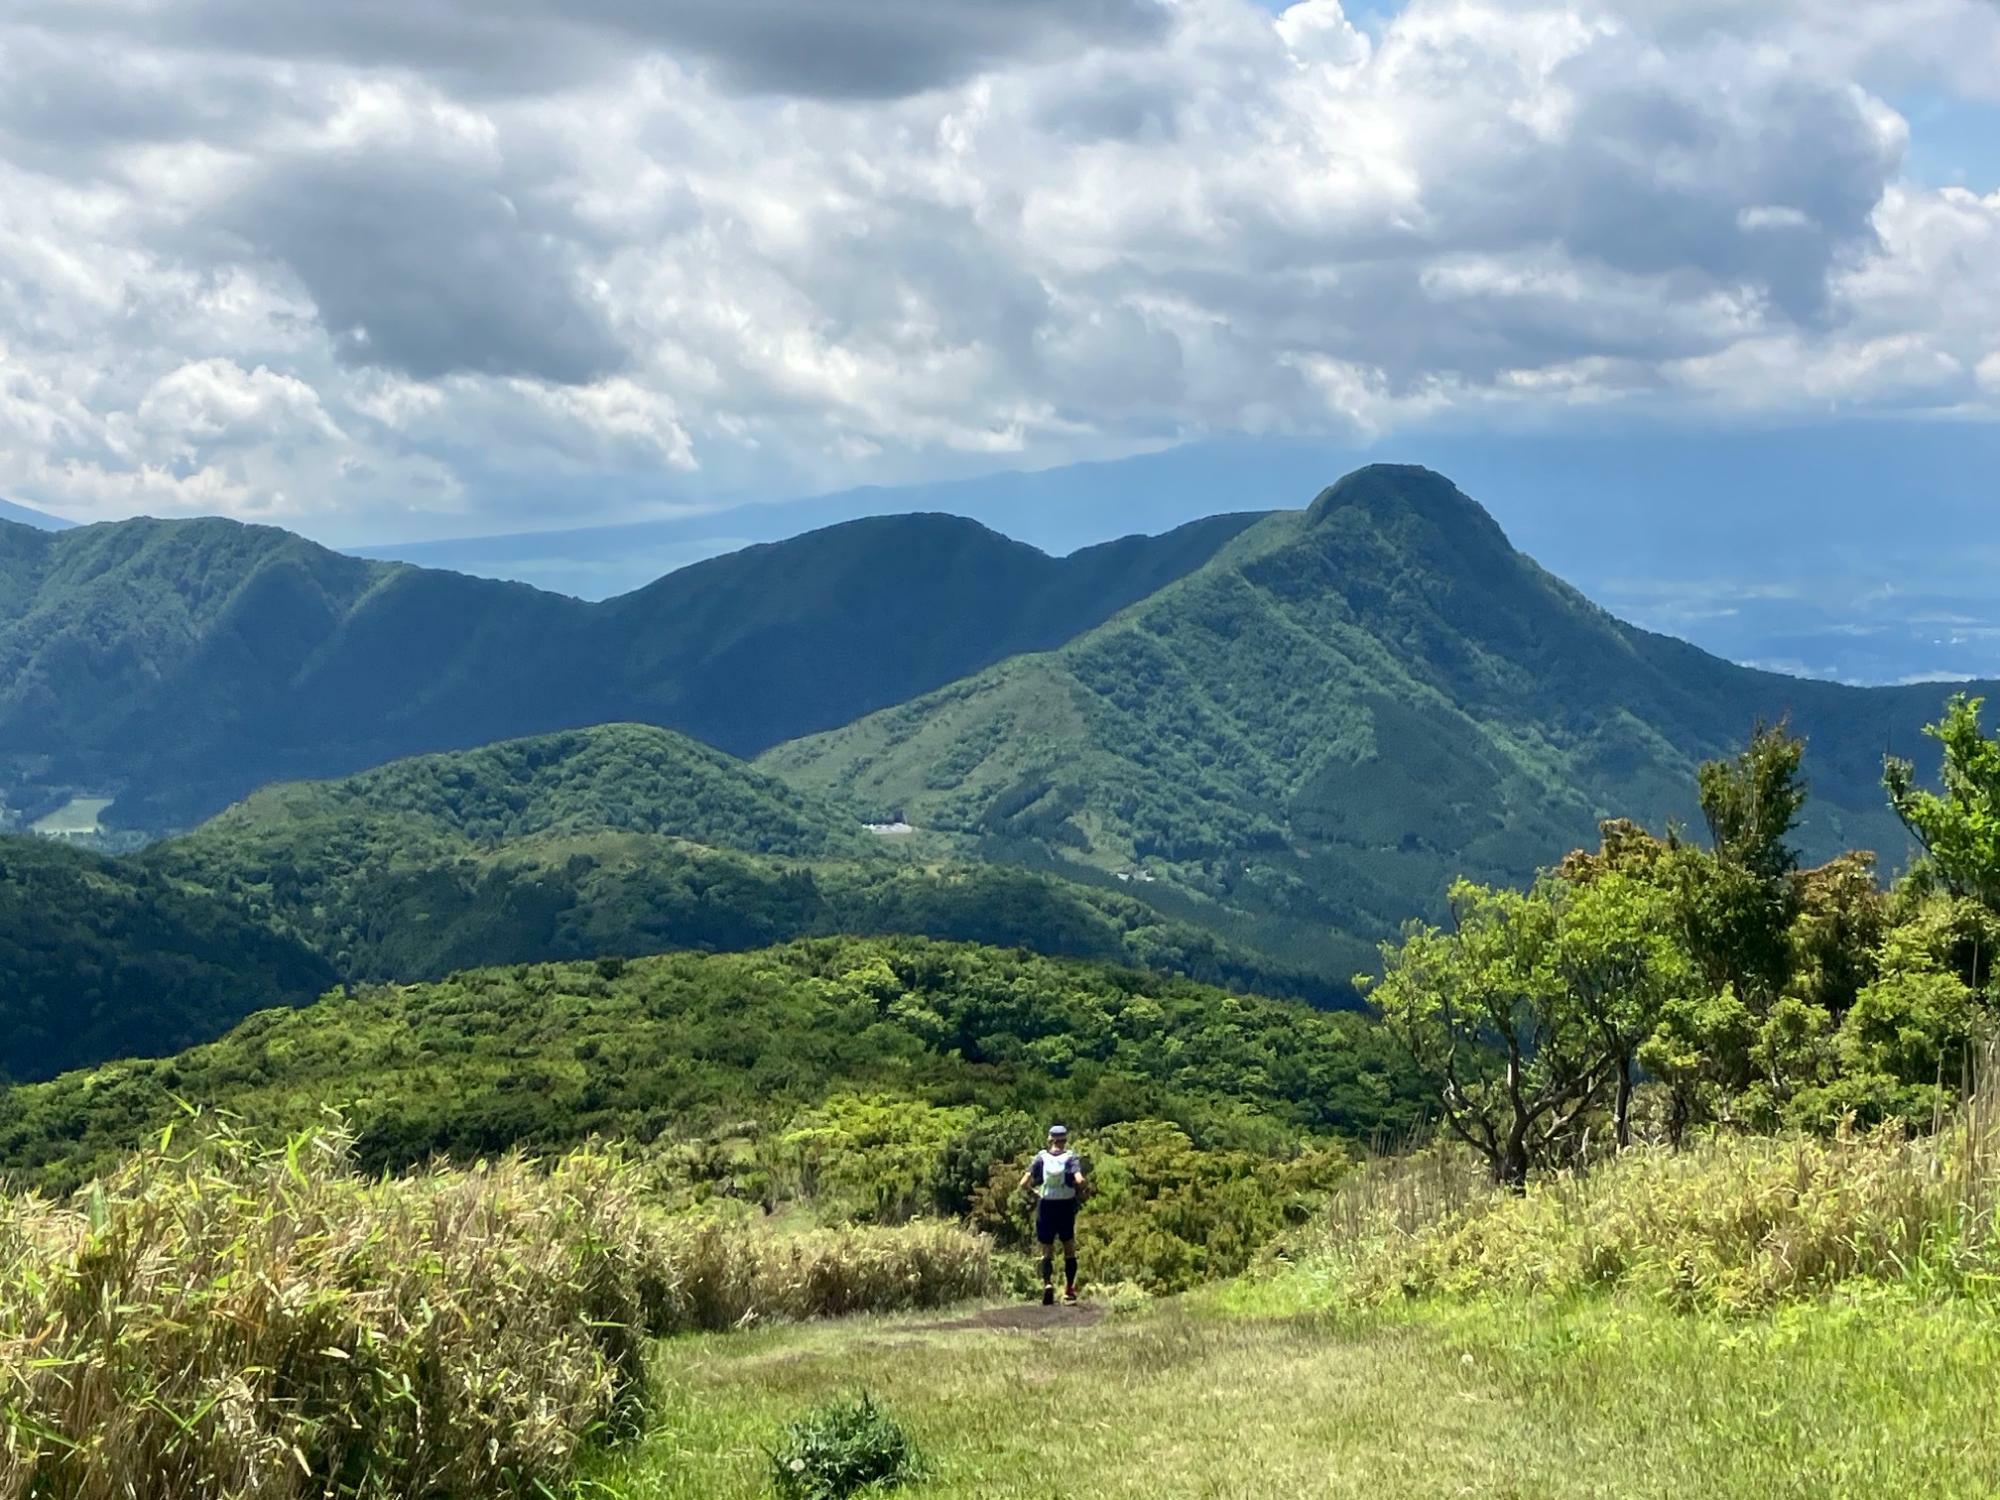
top-left (586, 1290), bottom-right (2000, 1498)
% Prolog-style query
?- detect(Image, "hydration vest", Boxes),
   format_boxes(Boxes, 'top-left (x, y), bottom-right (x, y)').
top-left (1033, 1149), bottom-right (1079, 1200)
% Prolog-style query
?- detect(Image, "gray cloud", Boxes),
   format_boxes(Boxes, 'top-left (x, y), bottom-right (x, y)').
top-left (0, 0), bottom-right (1996, 539)
top-left (19, 0), bottom-right (1174, 99)
top-left (616, 0), bottom-right (1176, 98)
top-left (1539, 63), bottom-right (1899, 321)
top-left (218, 157), bottom-right (626, 384)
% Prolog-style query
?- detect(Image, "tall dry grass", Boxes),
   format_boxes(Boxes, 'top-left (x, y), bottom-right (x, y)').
top-left (1315, 1051), bottom-right (2000, 1313)
top-left (0, 1119), bottom-right (991, 1500)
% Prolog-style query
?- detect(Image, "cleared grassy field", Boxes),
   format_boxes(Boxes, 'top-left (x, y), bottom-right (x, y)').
top-left (587, 1288), bottom-right (2000, 1499)
top-left (29, 794), bottom-right (111, 834)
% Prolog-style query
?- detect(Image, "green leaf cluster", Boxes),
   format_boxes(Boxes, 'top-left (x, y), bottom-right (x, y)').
top-left (1371, 711), bottom-right (2000, 1182)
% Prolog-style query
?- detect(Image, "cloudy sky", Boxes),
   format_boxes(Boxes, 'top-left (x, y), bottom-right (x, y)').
top-left (2, 0), bottom-right (1997, 549)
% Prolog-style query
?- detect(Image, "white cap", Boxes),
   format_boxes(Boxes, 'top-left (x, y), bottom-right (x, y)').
top-left (1048, 1124), bottom-right (1068, 1137)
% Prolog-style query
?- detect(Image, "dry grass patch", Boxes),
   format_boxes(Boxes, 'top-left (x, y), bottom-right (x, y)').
top-left (0, 1120), bottom-right (990, 1500)
top-left (1313, 1101), bottom-right (2000, 1311)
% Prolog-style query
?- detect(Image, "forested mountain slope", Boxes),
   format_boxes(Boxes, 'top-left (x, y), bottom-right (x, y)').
top-left (765, 466), bottom-right (1996, 978)
top-left (590, 509), bottom-right (1269, 756)
top-left (0, 937), bottom-right (1425, 1195)
top-left (0, 510), bottom-right (1263, 829)
top-left (0, 836), bottom-right (335, 1083)
top-left (138, 724), bottom-right (1314, 998)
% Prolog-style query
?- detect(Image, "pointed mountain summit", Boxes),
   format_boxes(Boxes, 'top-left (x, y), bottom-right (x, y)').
top-left (763, 467), bottom-right (1994, 984)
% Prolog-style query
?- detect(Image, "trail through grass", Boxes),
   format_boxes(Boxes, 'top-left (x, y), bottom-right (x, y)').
top-left (589, 1289), bottom-right (2000, 1498)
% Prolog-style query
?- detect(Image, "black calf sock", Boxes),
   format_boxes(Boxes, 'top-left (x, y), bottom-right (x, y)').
top-left (1040, 1252), bottom-right (1054, 1285)
top-left (1064, 1254), bottom-right (1078, 1287)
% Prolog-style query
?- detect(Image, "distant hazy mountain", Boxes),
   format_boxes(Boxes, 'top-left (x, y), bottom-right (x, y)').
top-left (764, 465), bottom-right (1995, 981)
top-left (0, 510), bottom-right (1261, 829)
top-left (0, 498), bottom-right (71, 531)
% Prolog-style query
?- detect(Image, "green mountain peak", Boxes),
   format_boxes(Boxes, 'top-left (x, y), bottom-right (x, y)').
top-left (764, 465), bottom-right (1994, 986)
top-left (1302, 463), bottom-right (1518, 563)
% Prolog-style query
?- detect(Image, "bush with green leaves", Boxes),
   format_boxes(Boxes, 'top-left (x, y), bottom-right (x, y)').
top-left (968, 1118), bottom-right (1351, 1294)
top-left (769, 1393), bottom-right (926, 1500)
top-left (1371, 712), bottom-right (2000, 1181)
top-left (0, 937), bottom-right (1423, 1197)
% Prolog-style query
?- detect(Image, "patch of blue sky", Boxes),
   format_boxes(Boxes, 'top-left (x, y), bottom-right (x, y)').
top-left (1255, 0), bottom-right (1405, 23)
top-left (1897, 95), bottom-right (2000, 191)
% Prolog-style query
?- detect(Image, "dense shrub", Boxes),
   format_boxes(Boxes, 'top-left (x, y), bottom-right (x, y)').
top-left (769, 1393), bottom-right (926, 1500)
top-left (0, 938), bottom-right (1423, 1197)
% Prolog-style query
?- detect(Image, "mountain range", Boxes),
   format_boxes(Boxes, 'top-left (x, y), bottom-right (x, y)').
top-left (0, 509), bottom-right (1261, 829)
top-left (765, 467), bottom-right (1987, 974)
top-left (1, 463), bottom-right (1991, 1038)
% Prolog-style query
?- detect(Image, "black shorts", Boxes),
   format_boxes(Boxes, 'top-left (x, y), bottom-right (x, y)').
top-left (1035, 1196), bottom-right (1079, 1245)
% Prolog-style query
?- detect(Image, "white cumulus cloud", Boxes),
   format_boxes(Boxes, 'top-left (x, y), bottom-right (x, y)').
top-left (0, 0), bottom-right (1995, 540)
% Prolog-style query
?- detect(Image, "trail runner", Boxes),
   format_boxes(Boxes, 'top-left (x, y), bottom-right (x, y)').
top-left (1019, 1123), bottom-right (1087, 1305)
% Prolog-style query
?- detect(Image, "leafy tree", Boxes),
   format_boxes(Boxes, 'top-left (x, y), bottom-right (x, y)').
top-left (1552, 869), bottom-right (1696, 1148)
top-left (1672, 723), bottom-right (1812, 1007)
top-left (1637, 985), bottom-right (1758, 1147)
top-left (1698, 720), bottom-right (1807, 881)
top-left (1886, 694), bottom-right (2000, 915)
top-left (1366, 880), bottom-right (1610, 1187)
top-left (1796, 898), bottom-right (1990, 1130)
top-left (1788, 852), bottom-right (1888, 1019)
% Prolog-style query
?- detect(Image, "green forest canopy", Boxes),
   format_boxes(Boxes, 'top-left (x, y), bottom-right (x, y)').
top-left (0, 936), bottom-right (1426, 1197)
top-left (0, 836), bottom-right (334, 1084)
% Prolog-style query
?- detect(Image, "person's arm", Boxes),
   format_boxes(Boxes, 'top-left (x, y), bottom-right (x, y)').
top-left (1020, 1156), bottom-right (1043, 1196)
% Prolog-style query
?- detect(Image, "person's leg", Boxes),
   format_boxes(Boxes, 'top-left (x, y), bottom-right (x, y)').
top-left (1035, 1201), bottom-right (1057, 1302)
top-left (1061, 1234), bottom-right (1078, 1300)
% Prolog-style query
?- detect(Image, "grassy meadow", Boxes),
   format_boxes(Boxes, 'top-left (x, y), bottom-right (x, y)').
top-left (10, 1098), bottom-right (2000, 1498)
top-left (585, 1110), bottom-right (2000, 1499)
top-left (586, 1291), bottom-right (2000, 1499)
